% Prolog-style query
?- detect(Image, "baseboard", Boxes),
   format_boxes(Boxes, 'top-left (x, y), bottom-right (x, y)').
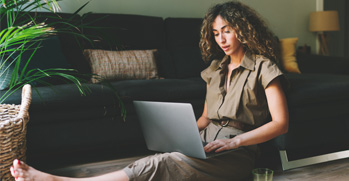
top-left (279, 149), bottom-right (349, 170)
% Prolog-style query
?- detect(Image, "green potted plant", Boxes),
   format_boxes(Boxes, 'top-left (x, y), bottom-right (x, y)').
top-left (0, 0), bottom-right (90, 101)
top-left (0, 1), bottom-right (113, 179)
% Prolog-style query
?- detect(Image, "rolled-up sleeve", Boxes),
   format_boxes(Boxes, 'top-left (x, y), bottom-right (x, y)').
top-left (201, 60), bottom-right (220, 84)
top-left (259, 60), bottom-right (284, 89)
top-left (201, 68), bottom-right (211, 84)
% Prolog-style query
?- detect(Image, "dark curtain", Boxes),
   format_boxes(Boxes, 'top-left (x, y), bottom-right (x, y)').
top-left (324, 0), bottom-right (348, 58)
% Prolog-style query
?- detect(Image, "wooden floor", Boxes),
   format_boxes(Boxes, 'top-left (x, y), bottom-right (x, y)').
top-left (48, 155), bottom-right (349, 180)
top-left (273, 158), bottom-right (349, 181)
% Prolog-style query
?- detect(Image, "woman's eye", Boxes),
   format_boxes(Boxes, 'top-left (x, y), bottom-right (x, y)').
top-left (214, 33), bottom-right (219, 36)
top-left (225, 30), bottom-right (230, 33)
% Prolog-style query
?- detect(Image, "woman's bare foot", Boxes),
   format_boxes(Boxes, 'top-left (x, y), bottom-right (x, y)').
top-left (10, 159), bottom-right (129, 181)
top-left (10, 159), bottom-right (55, 181)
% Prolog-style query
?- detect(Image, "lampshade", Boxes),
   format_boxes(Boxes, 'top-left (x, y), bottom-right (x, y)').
top-left (309, 11), bottom-right (340, 32)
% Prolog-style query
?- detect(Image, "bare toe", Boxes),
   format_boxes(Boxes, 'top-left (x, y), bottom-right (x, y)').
top-left (12, 159), bottom-right (30, 180)
top-left (13, 159), bottom-right (29, 170)
top-left (10, 166), bottom-right (16, 177)
top-left (11, 159), bottom-right (55, 181)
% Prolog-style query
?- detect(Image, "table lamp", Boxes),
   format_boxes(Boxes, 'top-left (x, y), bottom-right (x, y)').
top-left (309, 10), bottom-right (340, 55)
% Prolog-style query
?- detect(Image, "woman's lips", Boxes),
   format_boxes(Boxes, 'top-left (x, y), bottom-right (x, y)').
top-left (222, 45), bottom-right (230, 51)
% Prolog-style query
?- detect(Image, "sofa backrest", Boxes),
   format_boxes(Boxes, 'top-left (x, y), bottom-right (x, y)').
top-left (164, 18), bottom-right (202, 50)
top-left (164, 18), bottom-right (207, 79)
top-left (80, 14), bottom-right (207, 79)
top-left (2, 12), bottom-right (208, 80)
top-left (165, 18), bottom-right (206, 78)
top-left (297, 52), bottom-right (349, 75)
top-left (81, 13), bottom-right (165, 50)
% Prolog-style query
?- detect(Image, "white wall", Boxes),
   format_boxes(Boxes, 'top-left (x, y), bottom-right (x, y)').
top-left (55, 0), bottom-right (318, 52)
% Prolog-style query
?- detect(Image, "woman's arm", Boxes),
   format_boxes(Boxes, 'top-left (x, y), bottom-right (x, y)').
top-left (197, 84), bottom-right (211, 131)
top-left (204, 78), bottom-right (289, 152)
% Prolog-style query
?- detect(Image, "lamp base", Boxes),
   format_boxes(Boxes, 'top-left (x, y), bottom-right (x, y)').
top-left (318, 33), bottom-right (329, 56)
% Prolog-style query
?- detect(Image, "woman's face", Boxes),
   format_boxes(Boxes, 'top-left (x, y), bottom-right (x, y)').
top-left (212, 15), bottom-right (242, 57)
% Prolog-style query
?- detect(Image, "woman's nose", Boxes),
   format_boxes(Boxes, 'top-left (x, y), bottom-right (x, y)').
top-left (219, 34), bottom-right (226, 43)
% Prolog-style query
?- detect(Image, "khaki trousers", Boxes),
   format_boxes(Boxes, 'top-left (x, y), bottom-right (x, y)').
top-left (123, 122), bottom-right (259, 181)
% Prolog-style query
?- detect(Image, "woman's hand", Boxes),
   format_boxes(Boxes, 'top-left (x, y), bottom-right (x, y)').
top-left (204, 137), bottom-right (241, 153)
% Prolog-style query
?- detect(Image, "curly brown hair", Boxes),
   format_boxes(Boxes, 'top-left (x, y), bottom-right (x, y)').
top-left (199, 1), bottom-right (280, 63)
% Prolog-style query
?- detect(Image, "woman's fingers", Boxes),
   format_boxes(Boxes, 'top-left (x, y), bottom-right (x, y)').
top-left (204, 140), bottom-right (225, 152)
top-left (204, 139), bottom-right (238, 153)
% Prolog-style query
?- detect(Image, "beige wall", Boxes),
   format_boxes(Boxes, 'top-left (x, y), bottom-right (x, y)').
top-left (57, 0), bottom-right (318, 52)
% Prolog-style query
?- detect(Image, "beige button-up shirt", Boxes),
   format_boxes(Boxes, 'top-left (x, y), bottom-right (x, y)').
top-left (201, 51), bottom-right (283, 127)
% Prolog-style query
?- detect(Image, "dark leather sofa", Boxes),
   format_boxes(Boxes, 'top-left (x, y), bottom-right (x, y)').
top-left (1, 12), bottom-right (349, 171)
top-left (273, 53), bottom-right (349, 170)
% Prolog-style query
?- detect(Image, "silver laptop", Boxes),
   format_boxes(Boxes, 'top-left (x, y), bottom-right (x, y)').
top-left (133, 101), bottom-right (239, 159)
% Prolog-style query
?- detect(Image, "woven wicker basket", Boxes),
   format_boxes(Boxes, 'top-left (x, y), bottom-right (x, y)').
top-left (0, 85), bottom-right (31, 181)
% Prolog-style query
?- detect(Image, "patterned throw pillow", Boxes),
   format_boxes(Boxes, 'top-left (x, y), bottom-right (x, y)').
top-left (83, 49), bottom-right (159, 83)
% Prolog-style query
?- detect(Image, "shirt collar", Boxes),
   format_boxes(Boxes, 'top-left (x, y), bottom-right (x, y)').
top-left (218, 51), bottom-right (255, 71)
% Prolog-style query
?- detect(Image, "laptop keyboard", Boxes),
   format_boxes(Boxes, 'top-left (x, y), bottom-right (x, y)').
top-left (202, 141), bottom-right (221, 157)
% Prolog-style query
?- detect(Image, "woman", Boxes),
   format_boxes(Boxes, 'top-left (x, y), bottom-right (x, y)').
top-left (11, 1), bottom-right (288, 180)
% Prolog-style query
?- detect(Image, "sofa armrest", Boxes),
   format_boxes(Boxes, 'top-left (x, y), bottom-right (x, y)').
top-left (297, 52), bottom-right (349, 75)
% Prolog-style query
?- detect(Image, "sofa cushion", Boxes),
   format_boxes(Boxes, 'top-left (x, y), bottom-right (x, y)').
top-left (286, 73), bottom-right (349, 105)
top-left (20, 36), bottom-right (71, 71)
top-left (280, 38), bottom-right (301, 74)
top-left (164, 18), bottom-right (207, 79)
top-left (58, 34), bottom-right (90, 74)
top-left (273, 73), bottom-right (349, 152)
top-left (34, 12), bottom-right (88, 74)
top-left (285, 73), bottom-right (349, 123)
top-left (164, 18), bottom-right (203, 49)
top-left (81, 13), bottom-right (165, 50)
top-left (156, 49), bottom-right (176, 79)
top-left (112, 77), bottom-right (206, 102)
top-left (297, 52), bottom-right (349, 75)
top-left (14, 36), bottom-right (73, 86)
top-left (111, 77), bottom-right (206, 117)
top-left (1, 83), bottom-right (118, 110)
top-left (171, 47), bottom-right (207, 78)
top-left (84, 49), bottom-right (159, 83)
top-left (274, 118), bottom-right (348, 151)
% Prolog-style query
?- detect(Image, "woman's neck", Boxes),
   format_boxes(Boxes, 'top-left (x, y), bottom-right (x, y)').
top-left (229, 47), bottom-right (245, 67)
